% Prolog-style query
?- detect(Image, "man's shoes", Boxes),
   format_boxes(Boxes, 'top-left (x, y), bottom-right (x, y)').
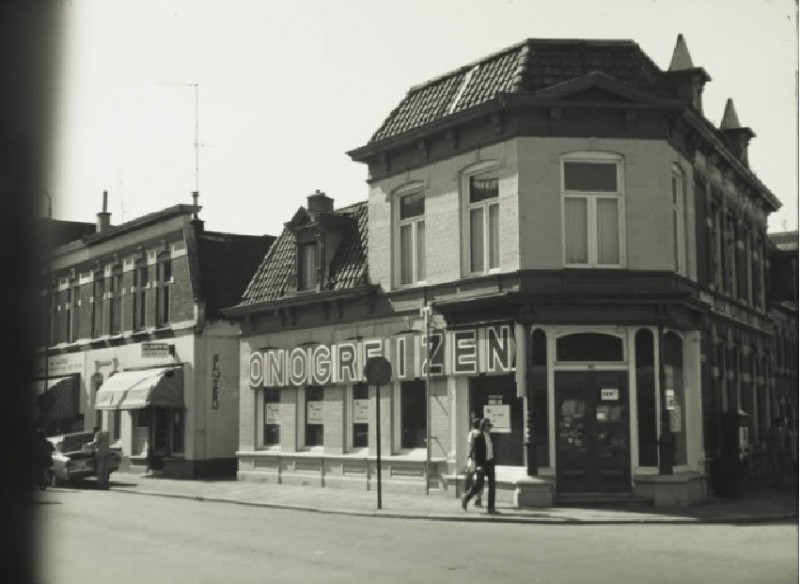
top-left (461, 496), bottom-right (468, 511)
top-left (474, 499), bottom-right (482, 507)
top-left (487, 508), bottom-right (499, 515)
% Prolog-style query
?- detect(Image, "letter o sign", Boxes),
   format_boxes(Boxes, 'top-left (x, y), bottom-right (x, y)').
top-left (249, 351), bottom-right (264, 388)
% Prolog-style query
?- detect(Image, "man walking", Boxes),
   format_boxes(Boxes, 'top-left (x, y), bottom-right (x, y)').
top-left (461, 418), bottom-right (497, 514)
top-left (90, 426), bottom-right (111, 489)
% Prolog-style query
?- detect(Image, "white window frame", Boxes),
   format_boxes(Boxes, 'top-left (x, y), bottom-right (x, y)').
top-left (394, 182), bottom-right (426, 288)
top-left (561, 152), bottom-right (625, 268)
top-left (460, 160), bottom-right (501, 276)
top-left (671, 165), bottom-right (687, 276)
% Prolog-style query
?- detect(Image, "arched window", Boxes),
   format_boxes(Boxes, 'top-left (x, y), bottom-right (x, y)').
top-left (556, 332), bottom-right (624, 362)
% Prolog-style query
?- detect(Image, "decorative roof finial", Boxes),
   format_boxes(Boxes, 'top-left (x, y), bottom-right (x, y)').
top-left (720, 98), bottom-right (742, 130)
top-left (669, 34), bottom-right (694, 71)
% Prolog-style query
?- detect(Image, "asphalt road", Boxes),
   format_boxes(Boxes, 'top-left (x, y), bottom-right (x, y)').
top-left (34, 486), bottom-right (798, 584)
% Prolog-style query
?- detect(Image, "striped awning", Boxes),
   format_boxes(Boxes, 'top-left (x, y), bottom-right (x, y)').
top-left (34, 375), bottom-right (79, 421)
top-left (95, 366), bottom-right (183, 410)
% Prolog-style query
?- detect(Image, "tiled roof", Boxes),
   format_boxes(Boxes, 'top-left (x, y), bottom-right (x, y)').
top-left (369, 39), bottom-right (666, 144)
top-left (237, 201), bottom-right (368, 307)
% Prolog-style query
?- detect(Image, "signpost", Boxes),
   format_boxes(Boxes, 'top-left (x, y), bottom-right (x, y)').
top-left (364, 356), bottom-right (392, 510)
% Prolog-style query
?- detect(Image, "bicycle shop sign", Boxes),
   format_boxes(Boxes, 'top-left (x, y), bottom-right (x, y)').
top-left (249, 325), bottom-right (516, 388)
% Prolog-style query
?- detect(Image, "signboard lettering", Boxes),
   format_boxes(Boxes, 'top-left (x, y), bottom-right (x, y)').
top-left (211, 354), bottom-right (221, 410)
top-left (250, 325), bottom-right (515, 388)
top-left (142, 343), bottom-right (172, 358)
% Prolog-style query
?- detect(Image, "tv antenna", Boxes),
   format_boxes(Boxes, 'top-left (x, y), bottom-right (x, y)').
top-left (156, 81), bottom-right (202, 204)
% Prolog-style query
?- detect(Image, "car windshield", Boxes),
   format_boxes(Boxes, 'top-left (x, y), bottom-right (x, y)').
top-left (61, 433), bottom-right (94, 453)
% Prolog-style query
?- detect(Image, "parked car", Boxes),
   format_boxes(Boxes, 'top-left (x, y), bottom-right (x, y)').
top-left (46, 431), bottom-right (121, 486)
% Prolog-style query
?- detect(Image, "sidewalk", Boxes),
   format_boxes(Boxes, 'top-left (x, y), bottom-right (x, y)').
top-left (101, 472), bottom-right (799, 524)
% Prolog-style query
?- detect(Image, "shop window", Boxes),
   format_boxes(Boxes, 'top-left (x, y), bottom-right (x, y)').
top-left (664, 332), bottom-right (687, 466)
top-left (397, 190), bottom-right (425, 286)
top-left (531, 329), bottom-right (549, 467)
top-left (352, 383), bottom-right (368, 449)
top-left (304, 386), bottom-right (324, 448)
top-left (263, 388), bottom-right (281, 447)
top-left (468, 375), bottom-right (523, 466)
top-left (112, 410), bottom-right (121, 441)
top-left (562, 154), bottom-right (624, 267)
top-left (172, 409), bottom-right (184, 454)
top-left (400, 380), bottom-right (426, 449)
top-left (556, 333), bottom-right (624, 362)
top-left (635, 329), bottom-right (658, 466)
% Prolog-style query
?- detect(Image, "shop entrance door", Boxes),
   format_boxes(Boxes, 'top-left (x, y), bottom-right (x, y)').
top-left (555, 371), bottom-right (630, 493)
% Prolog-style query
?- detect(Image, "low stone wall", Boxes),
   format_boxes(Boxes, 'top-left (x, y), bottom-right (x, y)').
top-left (237, 452), bottom-right (447, 495)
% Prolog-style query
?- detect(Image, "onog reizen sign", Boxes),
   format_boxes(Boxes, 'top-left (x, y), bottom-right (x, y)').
top-left (249, 325), bottom-right (515, 388)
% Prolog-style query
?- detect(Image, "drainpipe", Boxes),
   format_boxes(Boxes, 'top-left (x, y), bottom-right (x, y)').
top-left (422, 304), bottom-right (432, 495)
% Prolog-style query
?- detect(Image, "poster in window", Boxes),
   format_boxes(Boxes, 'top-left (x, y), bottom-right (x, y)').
top-left (353, 399), bottom-right (369, 424)
top-left (307, 400), bottom-right (324, 424)
top-left (265, 403), bottom-right (280, 425)
top-left (483, 404), bottom-right (511, 433)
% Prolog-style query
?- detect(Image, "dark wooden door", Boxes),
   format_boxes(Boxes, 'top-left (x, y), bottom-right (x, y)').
top-left (555, 371), bottom-right (630, 493)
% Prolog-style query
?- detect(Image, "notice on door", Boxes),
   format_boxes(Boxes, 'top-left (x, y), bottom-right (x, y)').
top-left (600, 388), bottom-right (619, 401)
top-left (307, 401), bottom-right (324, 424)
top-left (265, 403), bottom-right (280, 424)
top-left (353, 399), bottom-right (369, 424)
top-left (483, 405), bottom-right (510, 433)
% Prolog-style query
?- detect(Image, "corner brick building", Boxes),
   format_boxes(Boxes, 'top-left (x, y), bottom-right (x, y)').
top-left (34, 194), bottom-right (274, 478)
top-left (229, 36), bottom-right (793, 505)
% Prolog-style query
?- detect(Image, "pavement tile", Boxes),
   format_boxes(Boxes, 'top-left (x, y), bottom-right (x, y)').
top-left (104, 472), bottom-right (798, 525)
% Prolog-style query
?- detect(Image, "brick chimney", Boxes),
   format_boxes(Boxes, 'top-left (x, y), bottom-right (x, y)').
top-left (96, 190), bottom-right (111, 233)
top-left (665, 34), bottom-right (711, 114)
top-left (307, 189), bottom-right (334, 215)
top-left (719, 98), bottom-right (755, 168)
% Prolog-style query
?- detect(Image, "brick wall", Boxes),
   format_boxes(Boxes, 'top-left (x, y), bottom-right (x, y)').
top-left (170, 255), bottom-right (194, 323)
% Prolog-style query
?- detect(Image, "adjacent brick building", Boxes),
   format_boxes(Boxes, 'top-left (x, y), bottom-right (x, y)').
top-left (230, 36), bottom-right (794, 505)
top-left (34, 193), bottom-right (274, 478)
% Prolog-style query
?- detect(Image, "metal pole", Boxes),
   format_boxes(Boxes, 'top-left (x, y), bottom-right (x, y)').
top-left (375, 383), bottom-right (382, 510)
top-left (423, 305), bottom-right (431, 495)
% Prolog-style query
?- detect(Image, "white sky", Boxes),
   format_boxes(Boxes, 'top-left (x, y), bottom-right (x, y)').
top-left (52, 0), bottom-right (798, 236)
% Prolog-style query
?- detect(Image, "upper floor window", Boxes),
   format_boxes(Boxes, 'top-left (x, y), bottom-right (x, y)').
top-left (109, 267), bottom-right (123, 335)
top-left (397, 191), bottom-right (425, 285)
top-left (671, 167), bottom-right (688, 276)
top-left (297, 241), bottom-right (318, 292)
top-left (468, 172), bottom-right (499, 274)
top-left (91, 276), bottom-right (104, 338)
top-left (562, 155), bottom-right (624, 267)
top-left (709, 197), bottom-right (723, 290)
top-left (156, 254), bottom-right (171, 327)
top-left (133, 262), bottom-right (147, 330)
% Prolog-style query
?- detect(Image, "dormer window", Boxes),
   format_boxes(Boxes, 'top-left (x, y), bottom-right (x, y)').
top-left (298, 241), bottom-right (318, 292)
